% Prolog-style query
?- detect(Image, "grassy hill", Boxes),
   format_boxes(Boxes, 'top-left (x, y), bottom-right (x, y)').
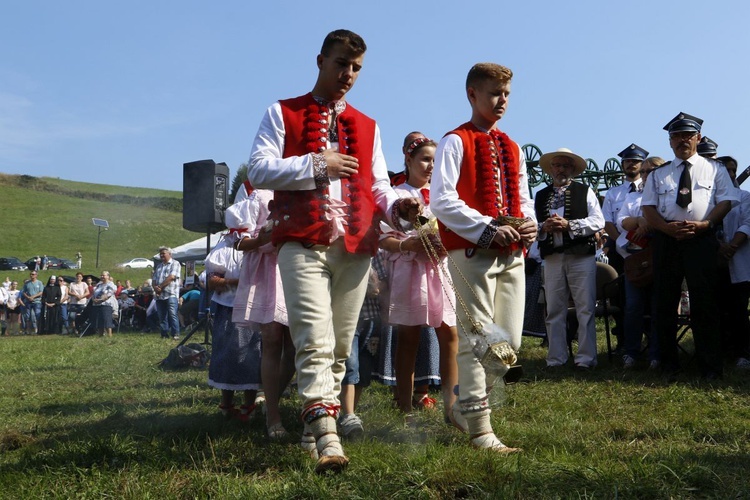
top-left (0, 173), bottom-right (201, 283)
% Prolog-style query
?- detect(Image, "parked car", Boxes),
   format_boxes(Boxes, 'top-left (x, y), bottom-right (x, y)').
top-left (0, 257), bottom-right (28, 271)
top-left (116, 258), bottom-right (154, 269)
top-left (58, 258), bottom-right (78, 269)
top-left (25, 256), bottom-right (63, 270)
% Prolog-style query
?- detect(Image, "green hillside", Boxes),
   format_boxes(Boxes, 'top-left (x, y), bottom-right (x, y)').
top-left (0, 174), bottom-right (202, 282)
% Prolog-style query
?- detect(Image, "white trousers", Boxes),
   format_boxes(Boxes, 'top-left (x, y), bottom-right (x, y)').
top-left (278, 241), bottom-right (370, 408)
top-left (543, 252), bottom-right (597, 367)
top-left (449, 249), bottom-right (525, 413)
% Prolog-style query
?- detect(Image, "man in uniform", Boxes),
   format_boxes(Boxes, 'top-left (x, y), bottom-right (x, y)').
top-left (641, 112), bottom-right (737, 380)
top-left (600, 144), bottom-right (649, 353)
top-left (697, 136), bottom-right (718, 159)
top-left (601, 144), bottom-right (650, 274)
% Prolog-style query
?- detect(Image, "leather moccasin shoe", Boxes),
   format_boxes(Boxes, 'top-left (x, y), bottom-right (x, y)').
top-left (314, 454), bottom-right (349, 474)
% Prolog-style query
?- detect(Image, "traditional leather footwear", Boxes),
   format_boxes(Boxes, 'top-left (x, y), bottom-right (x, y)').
top-left (314, 454), bottom-right (349, 474)
top-left (470, 431), bottom-right (522, 454)
top-left (449, 405), bottom-right (468, 433)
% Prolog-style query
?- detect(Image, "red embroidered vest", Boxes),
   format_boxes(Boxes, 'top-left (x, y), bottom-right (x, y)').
top-left (272, 93), bottom-right (380, 254)
top-left (438, 123), bottom-right (524, 253)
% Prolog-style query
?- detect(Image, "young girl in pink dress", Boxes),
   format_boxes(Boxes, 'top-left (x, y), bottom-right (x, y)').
top-left (380, 136), bottom-right (459, 423)
top-left (232, 189), bottom-right (296, 439)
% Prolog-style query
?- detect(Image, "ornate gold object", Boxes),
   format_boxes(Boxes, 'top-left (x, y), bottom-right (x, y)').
top-left (494, 215), bottom-right (529, 230)
top-left (414, 216), bottom-right (520, 383)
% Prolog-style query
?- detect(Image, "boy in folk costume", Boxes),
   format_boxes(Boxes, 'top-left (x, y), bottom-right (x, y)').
top-left (247, 29), bottom-right (420, 473)
top-left (431, 63), bottom-right (537, 453)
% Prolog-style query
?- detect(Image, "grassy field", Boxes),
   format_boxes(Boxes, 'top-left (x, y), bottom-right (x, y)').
top-left (0, 174), bottom-right (199, 282)
top-left (1, 329), bottom-right (748, 499)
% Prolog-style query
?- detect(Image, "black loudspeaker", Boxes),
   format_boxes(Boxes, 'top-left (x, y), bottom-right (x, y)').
top-left (183, 160), bottom-right (229, 233)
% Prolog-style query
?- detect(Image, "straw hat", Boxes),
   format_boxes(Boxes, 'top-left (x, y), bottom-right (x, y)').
top-left (538, 148), bottom-right (587, 176)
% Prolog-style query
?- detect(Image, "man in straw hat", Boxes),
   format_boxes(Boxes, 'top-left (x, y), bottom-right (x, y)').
top-left (535, 148), bottom-right (605, 371)
top-left (641, 112), bottom-right (737, 380)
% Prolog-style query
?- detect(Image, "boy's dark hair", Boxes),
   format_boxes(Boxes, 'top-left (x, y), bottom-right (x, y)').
top-left (321, 29), bottom-right (367, 56)
top-left (466, 63), bottom-right (513, 89)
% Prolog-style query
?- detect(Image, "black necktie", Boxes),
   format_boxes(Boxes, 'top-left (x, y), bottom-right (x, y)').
top-left (628, 182), bottom-right (636, 193)
top-left (676, 161), bottom-right (692, 208)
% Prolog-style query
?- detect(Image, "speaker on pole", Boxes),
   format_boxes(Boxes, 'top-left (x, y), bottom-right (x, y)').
top-left (183, 160), bottom-right (229, 233)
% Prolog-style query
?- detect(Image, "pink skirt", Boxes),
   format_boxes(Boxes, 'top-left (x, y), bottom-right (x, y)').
top-left (387, 253), bottom-right (456, 328)
top-left (232, 247), bottom-right (288, 326)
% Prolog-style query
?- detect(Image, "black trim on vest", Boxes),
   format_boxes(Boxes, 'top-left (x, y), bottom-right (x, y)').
top-left (535, 182), bottom-right (597, 258)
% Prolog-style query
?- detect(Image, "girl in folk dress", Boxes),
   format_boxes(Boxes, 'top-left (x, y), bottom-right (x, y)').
top-left (205, 203), bottom-right (262, 422)
top-left (380, 136), bottom-right (459, 423)
top-left (232, 190), bottom-right (296, 438)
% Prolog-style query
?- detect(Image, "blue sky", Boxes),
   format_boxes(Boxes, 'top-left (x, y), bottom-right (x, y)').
top-left (2, 1), bottom-right (749, 191)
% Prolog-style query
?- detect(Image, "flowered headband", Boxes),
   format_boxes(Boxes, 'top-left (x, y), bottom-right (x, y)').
top-left (405, 137), bottom-right (435, 156)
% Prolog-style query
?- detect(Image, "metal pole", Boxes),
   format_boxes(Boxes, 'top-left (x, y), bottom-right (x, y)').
top-left (96, 227), bottom-right (102, 268)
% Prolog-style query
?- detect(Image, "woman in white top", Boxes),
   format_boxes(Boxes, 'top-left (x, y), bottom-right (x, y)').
top-left (91, 271), bottom-right (117, 337)
top-left (5, 281), bottom-right (21, 336)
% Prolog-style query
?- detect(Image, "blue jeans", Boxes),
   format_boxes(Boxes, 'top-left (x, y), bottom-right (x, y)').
top-left (25, 302), bottom-right (42, 332)
top-left (156, 297), bottom-right (180, 337)
top-left (60, 304), bottom-right (69, 328)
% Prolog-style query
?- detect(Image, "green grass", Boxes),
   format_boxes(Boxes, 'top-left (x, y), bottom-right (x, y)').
top-left (1, 329), bottom-right (748, 498)
top-left (0, 174), bottom-right (201, 284)
top-left (37, 177), bottom-right (182, 198)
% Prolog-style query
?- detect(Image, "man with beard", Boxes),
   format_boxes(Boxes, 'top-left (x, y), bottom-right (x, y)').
top-left (535, 148), bottom-right (605, 371)
top-left (600, 144), bottom-right (649, 354)
top-left (641, 112), bottom-right (737, 380)
top-left (601, 143), bottom-right (650, 274)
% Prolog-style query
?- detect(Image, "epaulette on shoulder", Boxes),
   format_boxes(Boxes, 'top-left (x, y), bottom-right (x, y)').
top-left (654, 161), bottom-right (670, 170)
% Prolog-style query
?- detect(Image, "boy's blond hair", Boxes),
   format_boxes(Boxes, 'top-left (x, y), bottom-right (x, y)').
top-left (465, 63), bottom-right (513, 89)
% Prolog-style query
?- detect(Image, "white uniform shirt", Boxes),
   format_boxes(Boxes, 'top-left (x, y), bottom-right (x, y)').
top-left (431, 133), bottom-right (536, 245)
top-left (722, 188), bottom-right (750, 283)
top-left (602, 179), bottom-right (642, 225)
top-left (615, 191), bottom-right (644, 259)
top-left (641, 154), bottom-right (737, 221)
top-left (247, 101), bottom-right (402, 240)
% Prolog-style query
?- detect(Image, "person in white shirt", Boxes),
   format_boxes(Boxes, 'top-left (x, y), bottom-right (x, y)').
top-left (0, 283), bottom-right (8, 334)
top-left (535, 148), bottom-right (605, 371)
top-left (431, 63), bottom-right (537, 453)
top-left (601, 144), bottom-right (649, 274)
top-left (247, 29), bottom-right (420, 474)
top-left (715, 156), bottom-right (750, 367)
top-left (641, 112), bottom-right (738, 380)
top-left (616, 156), bottom-right (666, 370)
